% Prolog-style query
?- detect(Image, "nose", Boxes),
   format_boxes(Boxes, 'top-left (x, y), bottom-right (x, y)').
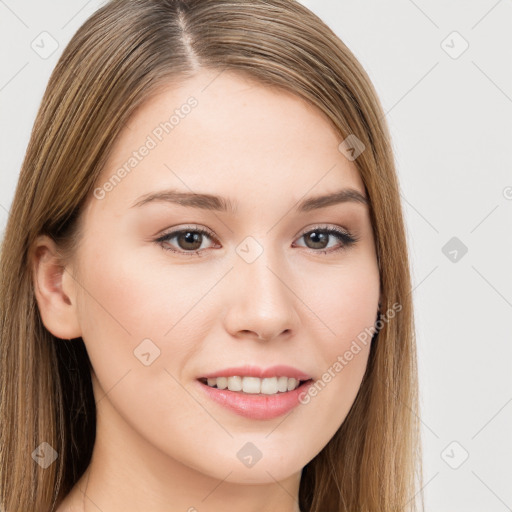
top-left (222, 247), bottom-right (300, 343)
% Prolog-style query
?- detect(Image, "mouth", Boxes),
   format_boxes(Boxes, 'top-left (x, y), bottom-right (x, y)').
top-left (197, 376), bottom-right (314, 396)
top-left (196, 376), bottom-right (315, 420)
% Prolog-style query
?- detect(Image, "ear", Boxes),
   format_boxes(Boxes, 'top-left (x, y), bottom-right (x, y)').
top-left (31, 234), bottom-right (82, 340)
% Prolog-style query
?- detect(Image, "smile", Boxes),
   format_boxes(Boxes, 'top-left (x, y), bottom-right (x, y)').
top-left (196, 377), bottom-right (314, 420)
top-left (198, 375), bottom-right (306, 394)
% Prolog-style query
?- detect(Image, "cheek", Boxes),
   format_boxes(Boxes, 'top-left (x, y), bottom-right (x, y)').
top-left (293, 256), bottom-right (379, 436)
top-left (74, 239), bottom-right (226, 386)
top-left (299, 252), bottom-right (380, 348)
top-left (74, 240), bottom-right (216, 440)
top-left (76, 238), bottom-right (207, 338)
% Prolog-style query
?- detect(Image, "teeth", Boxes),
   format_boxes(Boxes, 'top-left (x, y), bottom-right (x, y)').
top-left (228, 376), bottom-right (242, 391)
top-left (277, 376), bottom-right (289, 392)
top-left (242, 376), bottom-right (260, 393)
top-left (203, 376), bottom-right (302, 394)
top-left (216, 377), bottom-right (228, 389)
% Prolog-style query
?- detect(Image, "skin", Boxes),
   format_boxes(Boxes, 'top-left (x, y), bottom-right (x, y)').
top-left (33, 69), bottom-right (380, 512)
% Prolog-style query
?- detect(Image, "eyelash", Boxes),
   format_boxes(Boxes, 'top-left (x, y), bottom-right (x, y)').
top-left (155, 224), bottom-right (359, 258)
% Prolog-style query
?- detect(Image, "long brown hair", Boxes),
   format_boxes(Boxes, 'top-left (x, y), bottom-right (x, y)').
top-left (0, 1), bottom-right (422, 510)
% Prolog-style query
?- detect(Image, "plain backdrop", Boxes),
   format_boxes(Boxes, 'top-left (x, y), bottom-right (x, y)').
top-left (1, 1), bottom-right (511, 511)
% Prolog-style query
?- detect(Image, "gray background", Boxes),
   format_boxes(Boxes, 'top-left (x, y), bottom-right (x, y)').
top-left (1, 1), bottom-right (511, 510)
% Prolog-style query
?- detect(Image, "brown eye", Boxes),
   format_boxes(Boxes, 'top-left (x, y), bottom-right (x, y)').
top-left (155, 226), bottom-right (217, 256)
top-left (175, 231), bottom-right (204, 251)
top-left (294, 227), bottom-right (358, 254)
top-left (303, 230), bottom-right (330, 250)
top-left (155, 224), bottom-right (358, 258)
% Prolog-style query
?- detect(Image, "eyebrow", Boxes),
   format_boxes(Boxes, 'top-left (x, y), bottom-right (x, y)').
top-left (130, 187), bottom-right (369, 213)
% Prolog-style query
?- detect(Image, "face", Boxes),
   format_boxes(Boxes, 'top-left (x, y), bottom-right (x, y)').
top-left (69, 69), bottom-right (380, 484)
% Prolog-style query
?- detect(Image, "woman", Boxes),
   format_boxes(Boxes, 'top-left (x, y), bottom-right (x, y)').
top-left (0, 0), bottom-right (422, 510)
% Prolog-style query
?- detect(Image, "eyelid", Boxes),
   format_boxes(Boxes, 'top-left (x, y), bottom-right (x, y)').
top-left (294, 223), bottom-right (354, 240)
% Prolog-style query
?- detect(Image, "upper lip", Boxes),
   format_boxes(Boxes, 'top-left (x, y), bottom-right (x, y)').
top-left (198, 365), bottom-right (313, 381)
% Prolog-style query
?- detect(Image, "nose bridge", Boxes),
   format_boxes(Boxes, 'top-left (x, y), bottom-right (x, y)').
top-left (224, 235), bottom-right (299, 340)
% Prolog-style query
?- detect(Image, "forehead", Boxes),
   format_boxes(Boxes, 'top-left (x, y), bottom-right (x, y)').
top-left (91, 69), bottom-right (365, 215)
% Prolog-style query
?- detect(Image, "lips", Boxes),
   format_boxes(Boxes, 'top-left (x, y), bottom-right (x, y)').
top-left (195, 364), bottom-right (315, 420)
top-left (196, 377), bottom-right (315, 420)
top-left (197, 364), bottom-right (313, 381)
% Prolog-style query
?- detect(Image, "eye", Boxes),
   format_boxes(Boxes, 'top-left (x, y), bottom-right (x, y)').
top-left (155, 225), bottom-right (218, 257)
top-left (293, 225), bottom-right (359, 254)
top-left (155, 224), bottom-right (359, 257)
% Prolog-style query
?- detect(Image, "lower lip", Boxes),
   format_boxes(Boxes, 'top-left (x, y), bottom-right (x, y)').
top-left (196, 379), bottom-right (314, 420)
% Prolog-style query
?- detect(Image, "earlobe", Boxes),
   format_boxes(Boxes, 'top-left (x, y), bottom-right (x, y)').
top-left (31, 235), bottom-right (82, 340)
